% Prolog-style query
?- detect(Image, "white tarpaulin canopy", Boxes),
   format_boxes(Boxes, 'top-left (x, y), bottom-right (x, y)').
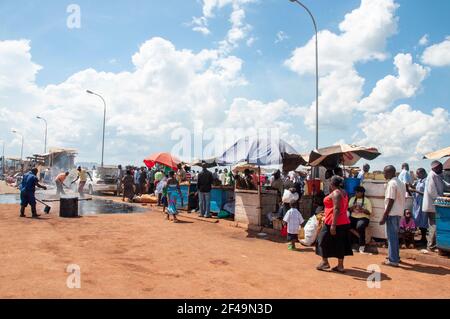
top-left (423, 146), bottom-right (450, 160)
top-left (213, 136), bottom-right (307, 171)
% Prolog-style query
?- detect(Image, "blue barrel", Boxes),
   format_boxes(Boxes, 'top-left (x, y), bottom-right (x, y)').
top-left (210, 188), bottom-right (226, 213)
top-left (435, 200), bottom-right (450, 252)
top-left (177, 185), bottom-right (190, 210)
top-left (344, 178), bottom-right (361, 198)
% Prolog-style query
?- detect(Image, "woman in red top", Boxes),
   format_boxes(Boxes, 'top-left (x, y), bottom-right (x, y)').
top-left (316, 175), bottom-right (353, 273)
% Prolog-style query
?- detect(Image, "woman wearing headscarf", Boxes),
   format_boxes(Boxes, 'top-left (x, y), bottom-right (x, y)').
top-left (316, 176), bottom-right (353, 273)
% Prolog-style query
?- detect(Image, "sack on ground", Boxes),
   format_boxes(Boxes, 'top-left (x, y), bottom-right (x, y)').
top-left (300, 215), bottom-right (319, 246)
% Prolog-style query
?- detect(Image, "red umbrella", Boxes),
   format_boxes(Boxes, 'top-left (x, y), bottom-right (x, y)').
top-left (143, 152), bottom-right (181, 171)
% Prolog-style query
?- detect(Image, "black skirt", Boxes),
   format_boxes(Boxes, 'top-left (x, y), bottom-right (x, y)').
top-left (316, 224), bottom-right (353, 259)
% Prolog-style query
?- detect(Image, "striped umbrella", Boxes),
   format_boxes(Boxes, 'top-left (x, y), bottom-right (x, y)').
top-left (308, 144), bottom-right (381, 169)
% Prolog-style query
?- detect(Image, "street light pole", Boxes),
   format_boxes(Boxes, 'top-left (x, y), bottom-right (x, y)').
top-left (36, 116), bottom-right (48, 154)
top-left (86, 90), bottom-right (106, 167)
top-left (289, 0), bottom-right (319, 177)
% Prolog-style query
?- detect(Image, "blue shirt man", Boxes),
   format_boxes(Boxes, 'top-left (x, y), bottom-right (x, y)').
top-left (20, 168), bottom-right (47, 218)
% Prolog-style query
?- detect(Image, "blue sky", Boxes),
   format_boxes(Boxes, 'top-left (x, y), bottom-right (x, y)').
top-left (0, 0), bottom-right (449, 170)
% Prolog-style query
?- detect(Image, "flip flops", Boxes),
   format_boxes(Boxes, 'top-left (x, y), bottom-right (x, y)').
top-left (316, 263), bottom-right (331, 271)
top-left (332, 266), bottom-right (346, 274)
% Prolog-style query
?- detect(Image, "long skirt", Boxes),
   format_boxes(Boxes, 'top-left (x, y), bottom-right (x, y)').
top-left (316, 224), bottom-right (353, 259)
top-left (123, 184), bottom-right (134, 200)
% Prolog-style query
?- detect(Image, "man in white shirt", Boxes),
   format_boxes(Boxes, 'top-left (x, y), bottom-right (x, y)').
top-left (380, 165), bottom-right (406, 267)
top-left (283, 202), bottom-right (305, 251)
top-left (422, 161), bottom-right (450, 252)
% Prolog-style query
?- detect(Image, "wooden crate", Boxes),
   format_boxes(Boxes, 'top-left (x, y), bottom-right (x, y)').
top-left (362, 181), bottom-right (386, 197)
top-left (235, 190), bottom-right (261, 226)
top-left (261, 191), bottom-right (278, 215)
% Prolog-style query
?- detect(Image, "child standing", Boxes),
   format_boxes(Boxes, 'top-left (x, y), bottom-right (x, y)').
top-left (283, 201), bottom-right (305, 251)
top-left (400, 209), bottom-right (416, 249)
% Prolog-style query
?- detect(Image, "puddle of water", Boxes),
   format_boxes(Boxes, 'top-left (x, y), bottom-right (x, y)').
top-left (0, 194), bottom-right (20, 204)
top-left (0, 194), bottom-right (147, 215)
top-left (79, 199), bottom-right (147, 216)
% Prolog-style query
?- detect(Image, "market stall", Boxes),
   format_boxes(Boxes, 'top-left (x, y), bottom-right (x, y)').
top-left (435, 196), bottom-right (450, 253)
top-left (424, 146), bottom-right (450, 252)
top-left (210, 136), bottom-right (307, 227)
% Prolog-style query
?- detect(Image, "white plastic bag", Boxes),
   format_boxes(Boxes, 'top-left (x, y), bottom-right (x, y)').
top-left (300, 215), bottom-right (319, 246)
top-left (282, 189), bottom-right (299, 204)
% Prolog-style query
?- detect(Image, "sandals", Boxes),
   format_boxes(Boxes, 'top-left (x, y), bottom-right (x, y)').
top-left (332, 266), bottom-right (346, 274)
top-left (316, 262), bottom-right (331, 271)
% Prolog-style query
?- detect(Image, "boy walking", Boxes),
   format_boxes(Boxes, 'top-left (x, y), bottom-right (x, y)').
top-left (283, 202), bottom-right (304, 251)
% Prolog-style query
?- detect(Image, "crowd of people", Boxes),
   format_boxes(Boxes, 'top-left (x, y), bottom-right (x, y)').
top-left (16, 156), bottom-right (450, 273)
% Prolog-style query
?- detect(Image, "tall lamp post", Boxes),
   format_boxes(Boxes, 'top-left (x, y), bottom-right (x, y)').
top-left (36, 116), bottom-right (48, 154)
top-left (86, 90), bottom-right (106, 167)
top-left (11, 130), bottom-right (24, 173)
top-left (289, 0), bottom-right (319, 177)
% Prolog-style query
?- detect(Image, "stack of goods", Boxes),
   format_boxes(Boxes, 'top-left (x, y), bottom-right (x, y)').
top-left (435, 197), bottom-right (450, 207)
top-left (134, 194), bottom-right (158, 204)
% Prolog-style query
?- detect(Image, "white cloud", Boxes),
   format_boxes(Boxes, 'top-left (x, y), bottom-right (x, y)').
top-left (190, 16), bottom-right (211, 36)
top-left (285, 0), bottom-right (399, 129)
top-left (358, 104), bottom-right (450, 160)
top-left (418, 34), bottom-right (429, 46)
top-left (0, 37), bottom-right (248, 164)
top-left (223, 98), bottom-right (309, 151)
top-left (191, 0), bottom-right (256, 53)
top-left (246, 37), bottom-right (256, 47)
top-left (359, 53), bottom-right (429, 113)
top-left (275, 31), bottom-right (289, 44)
top-left (421, 36), bottom-right (450, 67)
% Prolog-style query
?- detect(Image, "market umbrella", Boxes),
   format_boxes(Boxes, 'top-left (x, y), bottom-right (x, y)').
top-left (423, 146), bottom-right (450, 160)
top-left (188, 157), bottom-right (217, 168)
top-left (213, 136), bottom-right (307, 172)
top-left (231, 162), bottom-right (270, 175)
top-left (308, 144), bottom-right (381, 169)
top-left (143, 152), bottom-right (181, 171)
top-left (444, 158), bottom-right (450, 171)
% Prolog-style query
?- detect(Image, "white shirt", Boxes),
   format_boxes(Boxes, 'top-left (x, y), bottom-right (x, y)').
top-left (384, 177), bottom-right (406, 217)
top-left (422, 170), bottom-right (450, 213)
top-left (283, 208), bottom-right (304, 235)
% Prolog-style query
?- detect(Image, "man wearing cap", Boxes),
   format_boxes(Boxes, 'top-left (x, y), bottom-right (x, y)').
top-left (422, 161), bottom-right (450, 253)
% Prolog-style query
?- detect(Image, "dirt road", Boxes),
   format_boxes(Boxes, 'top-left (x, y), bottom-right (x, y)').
top-left (0, 200), bottom-right (449, 299)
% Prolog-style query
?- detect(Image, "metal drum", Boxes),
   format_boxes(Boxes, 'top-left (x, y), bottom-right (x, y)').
top-left (60, 196), bottom-right (79, 218)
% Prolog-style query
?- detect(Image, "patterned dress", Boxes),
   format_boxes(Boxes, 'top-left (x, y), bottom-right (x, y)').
top-left (412, 178), bottom-right (428, 229)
